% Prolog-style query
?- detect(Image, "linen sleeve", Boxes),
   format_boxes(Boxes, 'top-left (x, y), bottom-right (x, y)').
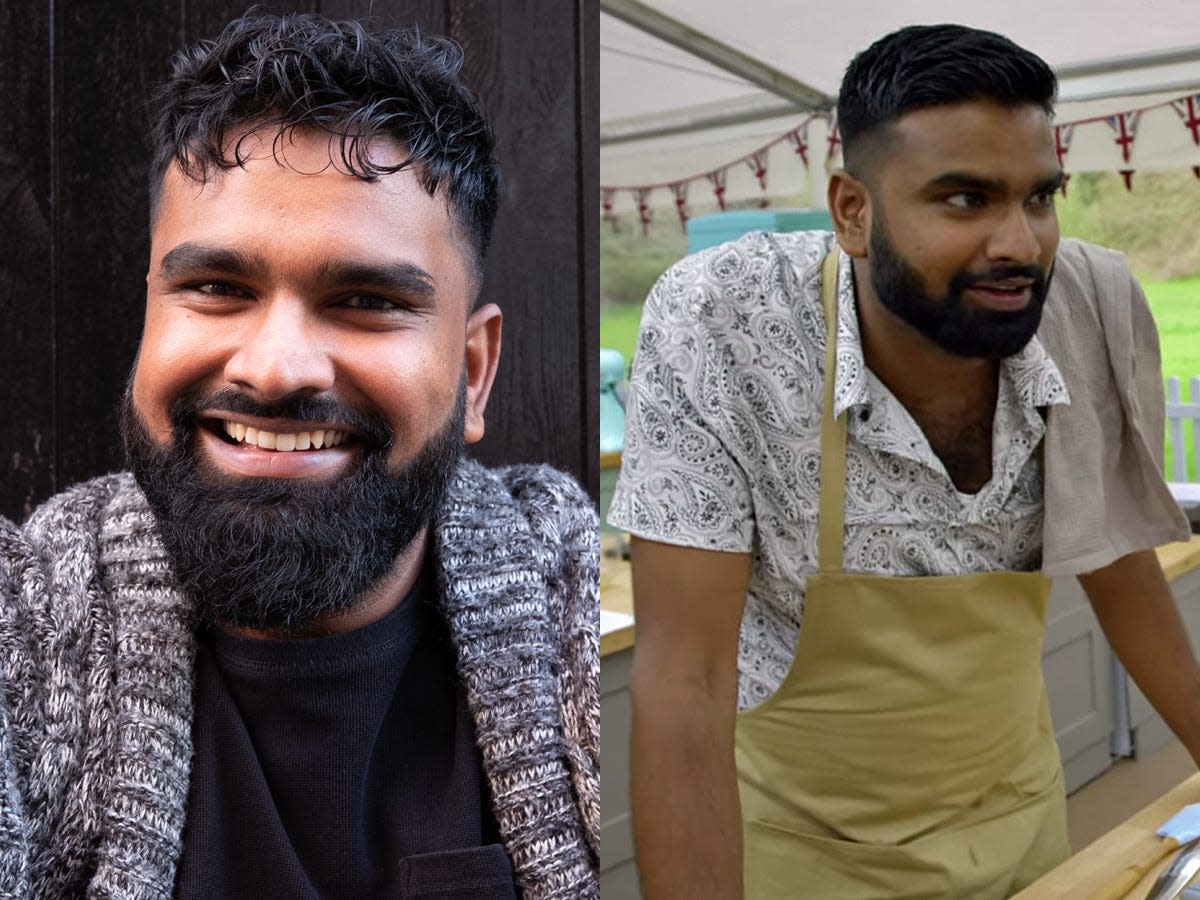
top-left (606, 249), bottom-right (756, 553)
top-left (1040, 240), bottom-right (1190, 575)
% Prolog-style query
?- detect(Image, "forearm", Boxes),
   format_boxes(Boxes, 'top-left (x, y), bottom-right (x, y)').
top-left (629, 668), bottom-right (743, 900)
top-left (1080, 549), bottom-right (1200, 762)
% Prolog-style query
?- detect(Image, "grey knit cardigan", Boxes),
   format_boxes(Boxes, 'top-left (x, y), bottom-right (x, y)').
top-left (0, 459), bottom-right (599, 900)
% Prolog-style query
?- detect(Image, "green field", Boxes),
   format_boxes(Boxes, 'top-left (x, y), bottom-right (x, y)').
top-left (601, 274), bottom-right (1200, 478)
top-left (1148, 276), bottom-right (1200, 480)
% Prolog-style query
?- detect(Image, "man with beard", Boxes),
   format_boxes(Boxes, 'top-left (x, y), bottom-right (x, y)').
top-left (610, 23), bottom-right (1200, 899)
top-left (0, 12), bottom-right (597, 900)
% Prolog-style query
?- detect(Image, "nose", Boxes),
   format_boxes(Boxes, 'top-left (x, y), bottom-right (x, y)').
top-left (986, 203), bottom-right (1042, 265)
top-left (223, 298), bottom-right (335, 401)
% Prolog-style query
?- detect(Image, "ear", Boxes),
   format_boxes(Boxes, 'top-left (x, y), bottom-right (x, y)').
top-left (827, 168), bottom-right (871, 258)
top-left (463, 302), bottom-right (502, 444)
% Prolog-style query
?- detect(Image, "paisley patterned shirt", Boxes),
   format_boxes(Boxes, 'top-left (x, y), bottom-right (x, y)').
top-left (608, 230), bottom-right (1071, 710)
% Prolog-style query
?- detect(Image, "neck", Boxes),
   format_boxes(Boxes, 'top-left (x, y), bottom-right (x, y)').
top-left (850, 257), bottom-right (998, 411)
top-left (222, 527), bottom-right (430, 640)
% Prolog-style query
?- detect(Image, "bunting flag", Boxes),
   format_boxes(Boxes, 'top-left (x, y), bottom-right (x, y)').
top-left (1054, 124), bottom-right (1075, 168)
top-left (825, 111), bottom-right (841, 162)
top-left (600, 90), bottom-right (1200, 235)
top-left (786, 124), bottom-right (810, 167)
top-left (746, 150), bottom-right (770, 208)
top-left (669, 181), bottom-right (690, 230)
top-left (1104, 112), bottom-right (1141, 191)
top-left (1105, 111), bottom-right (1141, 164)
top-left (635, 188), bottom-right (653, 236)
top-left (1172, 95), bottom-right (1200, 146)
top-left (601, 188), bottom-right (617, 232)
top-left (706, 168), bottom-right (729, 211)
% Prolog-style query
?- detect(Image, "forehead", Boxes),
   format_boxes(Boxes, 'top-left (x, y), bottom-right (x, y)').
top-left (877, 101), bottom-right (1059, 188)
top-left (151, 128), bottom-right (473, 294)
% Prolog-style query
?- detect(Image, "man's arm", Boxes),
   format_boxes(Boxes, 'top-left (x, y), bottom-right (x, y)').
top-left (629, 537), bottom-right (751, 900)
top-left (1078, 548), bottom-right (1200, 764)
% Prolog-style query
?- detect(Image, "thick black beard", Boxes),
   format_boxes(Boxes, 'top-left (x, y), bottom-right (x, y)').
top-left (121, 385), bottom-right (464, 633)
top-left (867, 217), bottom-right (1053, 359)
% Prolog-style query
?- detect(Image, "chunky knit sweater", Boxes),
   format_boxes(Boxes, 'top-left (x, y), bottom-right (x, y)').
top-left (0, 460), bottom-right (599, 900)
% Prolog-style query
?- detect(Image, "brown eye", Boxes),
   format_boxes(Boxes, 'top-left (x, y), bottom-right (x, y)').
top-left (945, 192), bottom-right (987, 209)
top-left (192, 281), bottom-right (246, 297)
top-left (339, 294), bottom-right (405, 311)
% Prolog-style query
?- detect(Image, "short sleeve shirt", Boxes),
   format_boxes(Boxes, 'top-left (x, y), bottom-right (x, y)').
top-left (607, 230), bottom-right (1070, 711)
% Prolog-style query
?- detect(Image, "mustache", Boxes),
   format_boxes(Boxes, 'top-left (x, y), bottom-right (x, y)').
top-left (167, 387), bottom-right (394, 449)
top-left (950, 264), bottom-right (1046, 291)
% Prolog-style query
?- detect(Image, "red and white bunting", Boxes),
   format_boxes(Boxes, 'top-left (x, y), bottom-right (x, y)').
top-left (706, 168), bottom-right (729, 211)
top-left (635, 188), bottom-right (653, 236)
top-left (1054, 125), bottom-right (1075, 168)
top-left (825, 111), bottom-right (841, 162)
top-left (786, 124), bottom-right (810, 167)
top-left (1104, 112), bottom-right (1141, 192)
top-left (746, 151), bottom-right (770, 208)
top-left (1172, 95), bottom-right (1200, 146)
top-left (669, 181), bottom-right (690, 231)
top-left (1105, 111), bottom-right (1141, 164)
top-left (600, 90), bottom-right (1200, 234)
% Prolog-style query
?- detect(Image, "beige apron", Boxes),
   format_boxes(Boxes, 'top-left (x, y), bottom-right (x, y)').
top-left (734, 250), bottom-right (1070, 899)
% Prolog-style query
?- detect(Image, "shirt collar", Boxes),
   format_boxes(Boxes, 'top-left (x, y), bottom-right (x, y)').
top-left (830, 250), bottom-right (1071, 417)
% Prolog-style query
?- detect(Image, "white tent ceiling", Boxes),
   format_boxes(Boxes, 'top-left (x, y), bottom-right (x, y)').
top-left (601, 0), bottom-right (1200, 215)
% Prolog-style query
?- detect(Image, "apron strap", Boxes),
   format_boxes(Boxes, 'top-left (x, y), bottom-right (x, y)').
top-left (817, 247), bottom-right (848, 575)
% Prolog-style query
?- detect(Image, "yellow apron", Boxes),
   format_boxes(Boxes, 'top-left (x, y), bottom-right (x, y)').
top-left (734, 250), bottom-right (1070, 899)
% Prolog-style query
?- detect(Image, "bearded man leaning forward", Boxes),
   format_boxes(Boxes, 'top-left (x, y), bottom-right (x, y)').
top-left (611, 23), bottom-right (1200, 900)
top-left (0, 12), bottom-right (597, 900)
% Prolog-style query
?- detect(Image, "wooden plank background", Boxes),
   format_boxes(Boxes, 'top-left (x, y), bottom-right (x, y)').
top-left (0, 0), bottom-right (598, 522)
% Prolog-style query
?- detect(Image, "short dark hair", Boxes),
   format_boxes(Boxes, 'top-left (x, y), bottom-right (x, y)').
top-left (148, 12), bottom-right (502, 274)
top-left (837, 24), bottom-right (1058, 176)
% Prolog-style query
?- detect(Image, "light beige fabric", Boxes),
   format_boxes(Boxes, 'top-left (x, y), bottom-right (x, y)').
top-left (1038, 239), bottom-right (1191, 576)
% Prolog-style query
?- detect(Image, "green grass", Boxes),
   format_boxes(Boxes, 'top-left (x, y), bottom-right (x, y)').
top-left (1146, 275), bottom-right (1200, 481)
top-left (601, 274), bottom-right (1200, 480)
top-left (599, 302), bottom-right (644, 371)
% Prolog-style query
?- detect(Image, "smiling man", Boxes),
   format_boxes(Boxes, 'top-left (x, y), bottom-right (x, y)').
top-left (611, 24), bottom-right (1200, 899)
top-left (0, 13), bottom-right (597, 900)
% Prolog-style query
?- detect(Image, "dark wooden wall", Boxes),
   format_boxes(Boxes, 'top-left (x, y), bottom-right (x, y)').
top-left (0, 0), bottom-right (598, 522)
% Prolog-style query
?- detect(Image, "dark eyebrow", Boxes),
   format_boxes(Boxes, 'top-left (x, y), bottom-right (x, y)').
top-left (924, 170), bottom-right (1065, 194)
top-left (159, 243), bottom-right (266, 280)
top-left (315, 259), bottom-right (437, 301)
top-left (157, 243), bottom-right (437, 302)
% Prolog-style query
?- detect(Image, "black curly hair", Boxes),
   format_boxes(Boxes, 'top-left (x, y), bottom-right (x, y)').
top-left (148, 11), bottom-right (501, 274)
top-left (837, 24), bottom-right (1057, 178)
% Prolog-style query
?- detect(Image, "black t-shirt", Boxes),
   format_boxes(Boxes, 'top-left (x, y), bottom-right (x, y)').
top-left (175, 567), bottom-right (516, 899)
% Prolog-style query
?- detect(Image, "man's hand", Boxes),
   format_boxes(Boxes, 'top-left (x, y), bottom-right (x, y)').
top-left (628, 537), bottom-right (751, 900)
top-left (1079, 548), bottom-right (1200, 765)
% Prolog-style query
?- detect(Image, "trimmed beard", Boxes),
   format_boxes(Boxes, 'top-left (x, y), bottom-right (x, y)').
top-left (867, 216), bottom-right (1053, 359)
top-left (121, 383), bottom-right (464, 633)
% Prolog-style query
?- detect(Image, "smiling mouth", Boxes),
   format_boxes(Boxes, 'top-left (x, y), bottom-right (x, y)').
top-left (209, 419), bottom-right (355, 452)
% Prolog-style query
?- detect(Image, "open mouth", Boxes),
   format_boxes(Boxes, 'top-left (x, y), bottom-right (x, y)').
top-left (204, 418), bottom-right (357, 452)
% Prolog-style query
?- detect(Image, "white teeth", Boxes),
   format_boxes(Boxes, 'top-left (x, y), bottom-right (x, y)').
top-left (219, 420), bottom-right (350, 452)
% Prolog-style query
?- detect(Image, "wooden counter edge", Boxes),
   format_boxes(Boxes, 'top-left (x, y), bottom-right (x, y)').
top-left (1156, 534), bottom-right (1200, 583)
top-left (601, 624), bottom-right (636, 657)
top-left (1012, 772), bottom-right (1200, 899)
